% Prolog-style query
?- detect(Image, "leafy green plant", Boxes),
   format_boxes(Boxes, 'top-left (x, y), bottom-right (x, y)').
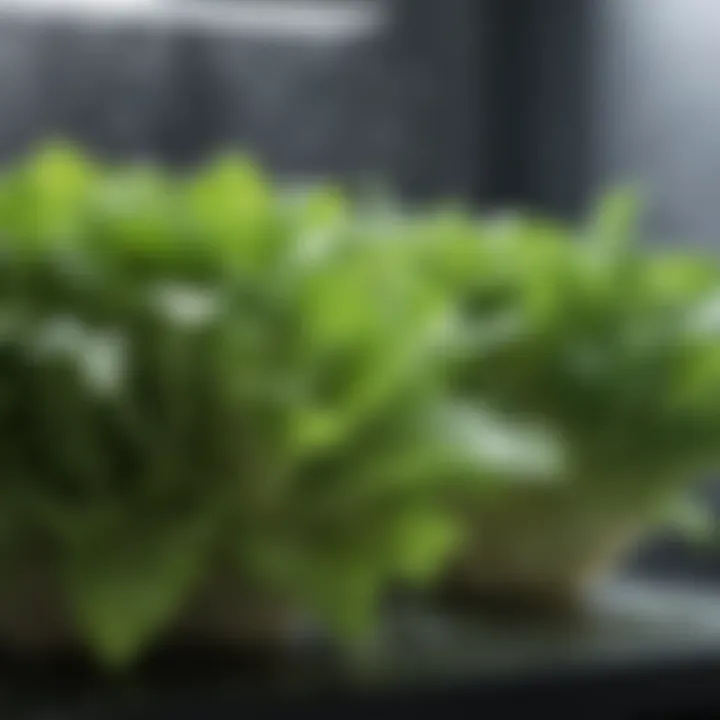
top-left (361, 191), bottom-right (720, 611)
top-left (413, 189), bottom-right (720, 533)
top-left (0, 144), bottom-right (561, 668)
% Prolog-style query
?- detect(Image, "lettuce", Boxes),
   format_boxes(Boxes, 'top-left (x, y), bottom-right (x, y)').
top-left (417, 187), bottom-right (720, 502)
top-left (0, 144), bottom-right (558, 668)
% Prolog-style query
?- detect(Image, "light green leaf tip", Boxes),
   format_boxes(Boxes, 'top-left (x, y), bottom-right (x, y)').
top-left (60, 520), bottom-right (211, 670)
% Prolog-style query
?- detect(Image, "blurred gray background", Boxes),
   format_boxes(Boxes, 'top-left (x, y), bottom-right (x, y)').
top-left (0, 0), bottom-right (719, 246)
top-left (594, 0), bottom-right (720, 247)
top-left (0, 0), bottom-right (478, 201)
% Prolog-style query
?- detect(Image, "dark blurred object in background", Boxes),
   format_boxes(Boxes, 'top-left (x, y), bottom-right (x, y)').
top-left (0, 0), bottom-right (480, 203)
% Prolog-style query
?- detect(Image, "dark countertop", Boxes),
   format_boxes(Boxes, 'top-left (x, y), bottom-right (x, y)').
top-left (6, 576), bottom-right (720, 719)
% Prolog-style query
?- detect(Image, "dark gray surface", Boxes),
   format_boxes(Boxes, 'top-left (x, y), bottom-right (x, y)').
top-left (357, 578), bottom-right (720, 687)
top-left (5, 578), bottom-right (720, 718)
